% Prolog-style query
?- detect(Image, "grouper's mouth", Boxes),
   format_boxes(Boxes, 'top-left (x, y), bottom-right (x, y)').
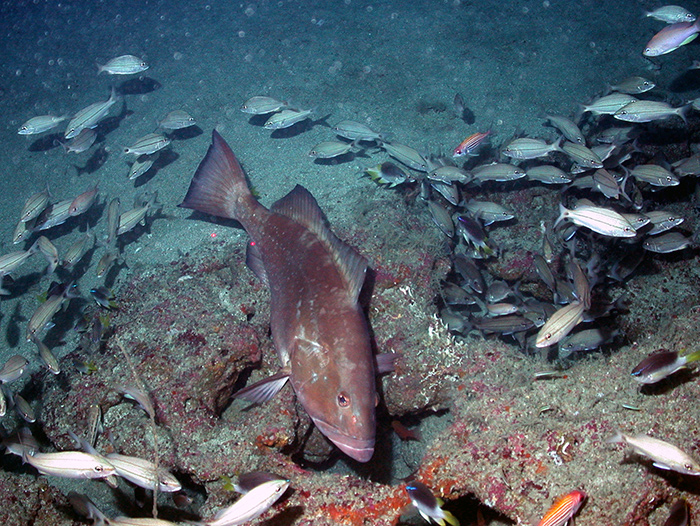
top-left (313, 418), bottom-right (375, 463)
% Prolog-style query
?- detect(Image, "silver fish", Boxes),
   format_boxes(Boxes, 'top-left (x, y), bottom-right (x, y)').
top-left (535, 301), bottom-right (585, 348)
top-left (105, 453), bottom-right (181, 492)
top-left (128, 153), bottom-right (158, 180)
top-left (554, 203), bottom-right (636, 238)
top-left (646, 210), bottom-right (684, 235)
top-left (380, 140), bottom-right (428, 171)
top-left (545, 114), bottom-right (584, 144)
top-left (614, 100), bottom-right (688, 123)
top-left (33, 337), bottom-right (60, 374)
top-left (645, 6), bottom-right (696, 23)
top-left (97, 55), bottom-right (148, 75)
top-left (96, 250), bottom-right (119, 278)
top-left (240, 96), bottom-right (288, 115)
top-left (593, 168), bottom-right (621, 199)
top-left (0, 355), bottom-right (29, 383)
top-left (26, 284), bottom-right (79, 341)
top-left (19, 187), bottom-right (51, 223)
top-left (526, 165), bottom-right (572, 184)
top-left (201, 478), bottom-right (289, 526)
top-left (472, 162), bottom-right (526, 182)
top-left (630, 165), bottom-right (679, 187)
top-left (427, 201), bottom-right (454, 238)
top-left (453, 254), bottom-right (484, 294)
top-left (62, 230), bottom-right (95, 270)
top-left (36, 236), bottom-right (59, 274)
top-left (34, 198), bottom-right (73, 231)
top-left (308, 140), bottom-right (355, 159)
top-left (263, 108), bottom-right (314, 129)
top-left (473, 314), bottom-right (534, 334)
top-left (333, 120), bottom-right (383, 141)
top-left (18, 115), bottom-right (68, 135)
top-left (502, 137), bottom-right (562, 160)
top-left (0, 247), bottom-right (36, 278)
top-left (124, 133), bottom-right (170, 155)
top-left (561, 142), bottom-right (603, 168)
top-left (464, 199), bottom-right (514, 225)
top-left (608, 431), bottom-right (700, 475)
top-left (61, 128), bottom-right (97, 153)
top-left (14, 393), bottom-right (36, 423)
top-left (65, 87), bottom-right (119, 139)
top-left (609, 76), bottom-right (655, 95)
top-left (157, 110), bottom-right (195, 129)
top-left (583, 93), bottom-right (638, 115)
top-left (25, 451), bottom-right (116, 479)
top-left (427, 166), bottom-right (472, 184)
top-left (643, 232), bottom-right (693, 253)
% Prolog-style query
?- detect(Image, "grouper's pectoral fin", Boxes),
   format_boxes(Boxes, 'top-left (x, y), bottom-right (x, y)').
top-left (376, 353), bottom-right (397, 374)
top-left (233, 369), bottom-right (290, 404)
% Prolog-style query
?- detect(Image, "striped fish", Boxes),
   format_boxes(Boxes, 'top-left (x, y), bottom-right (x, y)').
top-left (535, 301), bottom-right (585, 348)
top-left (453, 130), bottom-right (491, 157)
top-left (537, 490), bottom-right (586, 526)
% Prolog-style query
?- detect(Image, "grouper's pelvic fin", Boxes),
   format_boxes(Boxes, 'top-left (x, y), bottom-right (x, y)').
top-left (178, 129), bottom-right (255, 221)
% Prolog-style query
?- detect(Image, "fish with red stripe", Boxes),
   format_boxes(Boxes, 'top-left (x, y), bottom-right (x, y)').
top-left (537, 490), bottom-right (586, 526)
top-left (452, 130), bottom-right (492, 157)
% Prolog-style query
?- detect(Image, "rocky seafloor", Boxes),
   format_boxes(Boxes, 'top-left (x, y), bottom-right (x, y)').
top-left (1, 176), bottom-right (699, 526)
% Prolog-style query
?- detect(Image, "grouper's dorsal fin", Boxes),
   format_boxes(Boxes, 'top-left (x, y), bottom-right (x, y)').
top-left (271, 185), bottom-right (367, 303)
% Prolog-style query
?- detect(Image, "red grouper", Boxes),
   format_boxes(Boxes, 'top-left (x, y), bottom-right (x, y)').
top-left (180, 130), bottom-right (389, 462)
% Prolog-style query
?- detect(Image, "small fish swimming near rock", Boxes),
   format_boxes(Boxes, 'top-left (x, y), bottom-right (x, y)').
top-left (554, 203), bottom-right (636, 238)
top-left (405, 480), bottom-right (459, 526)
top-left (18, 115), bottom-right (68, 135)
top-left (631, 348), bottom-right (700, 384)
top-left (645, 5), bottom-right (696, 23)
top-left (452, 130), bottom-right (491, 157)
top-left (200, 478), bottom-right (289, 526)
top-left (64, 87), bottom-right (119, 139)
top-left (609, 76), bottom-right (655, 95)
top-left (333, 120), bottom-right (383, 142)
top-left (644, 20), bottom-right (700, 56)
top-left (19, 187), bottom-right (51, 223)
top-left (263, 108), bottom-right (315, 129)
top-left (158, 110), bottom-right (196, 130)
top-left (124, 133), bottom-right (170, 155)
top-left (240, 96), bottom-right (288, 115)
top-left (608, 430), bottom-right (700, 475)
top-left (97, 54), bottom-right (148, 75)
top-left (24, 450), bottom-right (116, 479)
top-left (365, 162), bottom-right (412, 187)
top-left (537, 490), bottom-right (586, 526)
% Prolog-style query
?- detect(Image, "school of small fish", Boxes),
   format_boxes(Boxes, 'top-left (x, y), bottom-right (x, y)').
top-left (3, 3), bottom-right (700, 525)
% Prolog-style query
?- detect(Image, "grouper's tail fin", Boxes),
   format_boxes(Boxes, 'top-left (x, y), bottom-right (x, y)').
top-left (179, 129), bottom-right (254, 221)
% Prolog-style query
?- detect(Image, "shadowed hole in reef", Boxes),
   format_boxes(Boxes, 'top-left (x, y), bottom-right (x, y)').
top-left (398, 494), bottom-right (515, 526)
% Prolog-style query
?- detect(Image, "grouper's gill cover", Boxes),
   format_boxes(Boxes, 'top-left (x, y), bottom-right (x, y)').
top-left (179, 130), bottom-right (378, 462)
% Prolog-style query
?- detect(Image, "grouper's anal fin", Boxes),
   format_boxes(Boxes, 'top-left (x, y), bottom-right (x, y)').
top-left (271, 185), bottom-right (368, 303)
top-left (178, 129), bottom-right (253, 221)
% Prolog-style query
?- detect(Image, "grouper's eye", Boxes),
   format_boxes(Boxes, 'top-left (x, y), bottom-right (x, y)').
top-left (337, 392), bottom-right (350, 407)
